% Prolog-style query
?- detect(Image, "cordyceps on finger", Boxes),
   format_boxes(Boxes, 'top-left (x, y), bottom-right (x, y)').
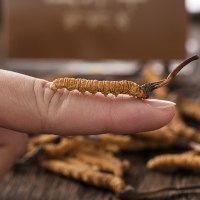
top-left (50, 55), bottom-right (199, 99)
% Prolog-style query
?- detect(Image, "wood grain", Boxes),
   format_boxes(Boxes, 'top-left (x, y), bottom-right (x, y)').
top-left (1, 151), bottom-right (200, 200)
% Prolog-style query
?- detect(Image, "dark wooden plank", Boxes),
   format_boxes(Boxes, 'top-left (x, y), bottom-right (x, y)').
top-left (1, 151), bottom-right (200, 200)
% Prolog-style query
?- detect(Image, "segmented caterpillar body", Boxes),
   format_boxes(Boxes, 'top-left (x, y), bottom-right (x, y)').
top-left (50, 78), bottom-right (145, 98)
top-left (50, 56), bottom-right (199, 99)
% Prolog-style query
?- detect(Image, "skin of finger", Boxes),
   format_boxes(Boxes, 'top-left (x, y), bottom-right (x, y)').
top-left (0, 70), bottom-right (175, 135)
top-left (0, 70), bottom-right (45, 133)
top-left (45, 90), bottom-right (175, 135)
top-left (0, 127), bottom-right (28, 179)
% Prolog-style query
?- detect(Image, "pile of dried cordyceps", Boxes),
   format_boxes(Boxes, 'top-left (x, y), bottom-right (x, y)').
top-left (17, 56), bottom-right (200, 199)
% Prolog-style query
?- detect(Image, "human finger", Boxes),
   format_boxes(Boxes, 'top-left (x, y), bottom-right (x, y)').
top-left (0, 69), bottom-right (175, 135)
top-left (0, 127), bottom-right (28, 178)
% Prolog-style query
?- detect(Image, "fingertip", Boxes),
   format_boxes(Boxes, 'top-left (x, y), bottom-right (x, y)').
top-left (144, 99), bottom-right (176, 109)
top-left (147, 102), bottom-right (176, 130)
top-left (139, 99), bottom-right (176, 131)
top-left (144, 99), bottom-right (176, 127)
top-left (104, 97), bottom-right (176, 134)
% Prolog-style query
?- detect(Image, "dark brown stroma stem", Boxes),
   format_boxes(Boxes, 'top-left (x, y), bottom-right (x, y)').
top-left (141, 55), bottom-right (200, 98)
top-left (118, 184), bottom-right (200, 199)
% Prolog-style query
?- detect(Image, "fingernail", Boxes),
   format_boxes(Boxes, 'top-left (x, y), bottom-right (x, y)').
top-left (144, 99), bottom-right (176, 109)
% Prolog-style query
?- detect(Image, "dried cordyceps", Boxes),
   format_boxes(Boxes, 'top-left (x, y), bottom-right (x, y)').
top-left (30, 134), bottom-right (61, 145)
top-left (178, 98), bottom-right (200, 122)
top-left (62, 157), bottom-right (100, 171)
top-left (40, 159), bottom-right (125, 193)
top-left (99, 133), bottom-right (172, 151)
top-left (72, 151), bottom-right (129, 176)
top-left (143, 64), bottom-right (169, 99)
top-left (168, 112), bottom-right (200, 144)
top-left (43, 137), bottom-right (76, 157)
top-left (43, 133), bottom-right (161, 157)
top-left (147, 151), bottom-right (200, 171)
top-left (132, 126), bottom-right (176, 144)
top-left (99, 134), bottom-right (132, 145)
top-left (50, 55), bottom-right (199, 99)
top-left (103, 143), bottom-right (120, 153)
top-left (181, 150), bottom-right (200, 156)
top-left (43, 136), bottom-right (98, 157)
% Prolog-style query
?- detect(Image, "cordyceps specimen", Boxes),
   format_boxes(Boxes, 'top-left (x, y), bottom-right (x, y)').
top-left (50, 55), bottom-right (199, 99)
top-left (146, 150), bottom-right (200, 172)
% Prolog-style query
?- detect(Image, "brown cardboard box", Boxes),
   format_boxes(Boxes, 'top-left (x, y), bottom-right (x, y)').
top-left (3, 0), bottom-right (187, 60)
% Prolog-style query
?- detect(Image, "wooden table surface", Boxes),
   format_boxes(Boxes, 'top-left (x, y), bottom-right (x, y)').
top-left (1, 149), bottom-right (200, 200)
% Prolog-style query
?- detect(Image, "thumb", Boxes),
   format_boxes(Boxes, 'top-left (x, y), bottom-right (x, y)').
top-left (0, 69), bottom-right (175, 135)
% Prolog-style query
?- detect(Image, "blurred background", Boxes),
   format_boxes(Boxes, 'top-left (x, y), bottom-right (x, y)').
top-left (2, 1), bottom-right (200, 200)
top-left (0, 0), bottom-right (199, 81)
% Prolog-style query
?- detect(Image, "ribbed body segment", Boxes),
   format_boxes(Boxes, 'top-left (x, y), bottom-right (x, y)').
top-left (49, 56), bottom-right (200, 99)
top-left (50, 78), bottom-right (144, 98)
